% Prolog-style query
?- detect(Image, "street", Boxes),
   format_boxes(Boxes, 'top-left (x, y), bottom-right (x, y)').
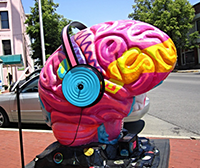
top-left (145, 72), bottom-right (200, 136)
top-left (3, 72), bottom-right (200, 138)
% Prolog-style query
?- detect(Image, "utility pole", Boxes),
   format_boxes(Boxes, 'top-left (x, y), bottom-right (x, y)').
top-left (38, 0), bottom-right (46, 66)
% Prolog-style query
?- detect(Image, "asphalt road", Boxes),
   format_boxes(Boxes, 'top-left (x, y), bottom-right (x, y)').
top-left (145, 72), bottom-right (200, 136)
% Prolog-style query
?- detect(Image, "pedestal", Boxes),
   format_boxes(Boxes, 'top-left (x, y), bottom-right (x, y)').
top-left (25, 120), bottom-right (170, 168)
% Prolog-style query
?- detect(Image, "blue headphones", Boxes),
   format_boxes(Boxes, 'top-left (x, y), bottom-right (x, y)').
top-left (61, 21), bottom-right (105, 108)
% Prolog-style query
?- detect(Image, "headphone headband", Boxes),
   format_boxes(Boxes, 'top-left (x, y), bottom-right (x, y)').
top-left (61, 21), bottom-right (87, 68)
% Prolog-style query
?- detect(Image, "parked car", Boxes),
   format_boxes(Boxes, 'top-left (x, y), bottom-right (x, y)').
top-left (0, 74), bottom-right (44, 127)
top-left (0, 75), bottom-right (150, 127)
top-left (9, 68), bottom-right (41, 92)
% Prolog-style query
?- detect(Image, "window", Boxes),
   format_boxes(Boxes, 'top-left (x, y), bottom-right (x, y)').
top-left (21, 77), bottom-right (39, 93)
top-left (197, 20), bottom-right (200, 34)
top-left (2, 40), bottom-right (11, 55)
top-left (0, 11), bottom-right (9, 29)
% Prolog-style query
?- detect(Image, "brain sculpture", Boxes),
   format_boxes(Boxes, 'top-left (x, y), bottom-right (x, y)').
top-left (38, 20), bottom-right (177, 146)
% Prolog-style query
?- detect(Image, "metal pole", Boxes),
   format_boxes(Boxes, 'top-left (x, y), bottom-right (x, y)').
top-left (38, 0), bottom-right (46, 66)
top-left (17, 84), bottom-right (25, 168)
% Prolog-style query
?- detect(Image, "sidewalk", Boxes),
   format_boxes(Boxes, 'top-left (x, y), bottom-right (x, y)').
top-left (0, 128), bottom-right (200, 168)
top-left (174, 69), bottom-right (200, 73)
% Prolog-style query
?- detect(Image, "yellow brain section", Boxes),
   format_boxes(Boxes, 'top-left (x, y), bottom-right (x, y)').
top-left (107, 38), bottom-right (177, 85)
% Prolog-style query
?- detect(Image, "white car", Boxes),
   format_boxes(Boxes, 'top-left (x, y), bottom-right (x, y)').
top-left (0, 75), bottom-right (150, 127)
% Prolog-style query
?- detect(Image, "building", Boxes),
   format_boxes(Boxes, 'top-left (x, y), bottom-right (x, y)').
top-left (0, 0), bottom-right (34, 92)
top-left (193, 2), bottom-right (200, 66)
top-left (180, 2), bottom-right (200, 69)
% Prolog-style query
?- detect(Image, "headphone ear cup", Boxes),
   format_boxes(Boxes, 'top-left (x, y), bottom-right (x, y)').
top-left (62, 65), bottom-right (104, 107)
top-left (61, 22), bottom-right (104, 107)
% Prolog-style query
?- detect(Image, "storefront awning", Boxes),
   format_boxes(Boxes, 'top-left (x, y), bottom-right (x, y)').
top-left (0, 54), bottom-right (23, 67)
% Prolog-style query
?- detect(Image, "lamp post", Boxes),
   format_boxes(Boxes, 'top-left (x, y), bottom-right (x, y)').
top-left (38, 0), bottom-right (46, 66)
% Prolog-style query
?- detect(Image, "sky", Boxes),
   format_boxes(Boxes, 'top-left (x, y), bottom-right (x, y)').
top-left (21, 0), bottom-right (200, 27)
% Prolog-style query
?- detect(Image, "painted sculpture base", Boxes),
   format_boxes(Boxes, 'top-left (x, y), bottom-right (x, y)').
top-left (25, 136), bottom-right (162, 168)
top-left (25, 120), bottom-right (170, 168)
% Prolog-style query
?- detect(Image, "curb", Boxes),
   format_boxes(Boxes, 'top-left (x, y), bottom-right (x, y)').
top-left (0, 128), bottom-right (53, 133)
top-left (173, 69), bottom-right (200, 73)
top-left (139, 134), bottom-right (200, 140)
top-left (1, 128), bottom-right (200, 140)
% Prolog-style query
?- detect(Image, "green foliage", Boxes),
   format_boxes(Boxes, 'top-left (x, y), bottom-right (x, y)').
top-left (128, 0), bottom-right (199, 50)
top-left (25, 0), bottom-right (71, 65)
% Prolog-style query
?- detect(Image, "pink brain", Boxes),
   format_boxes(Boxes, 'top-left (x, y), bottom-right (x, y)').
top-left (38, 20), bottom-right (177, 146)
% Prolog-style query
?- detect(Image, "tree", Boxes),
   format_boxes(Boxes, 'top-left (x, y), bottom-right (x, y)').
top-left (25, 0), bottom-right (71, 65)
top-left (128, 0), bottom-right (199, 52)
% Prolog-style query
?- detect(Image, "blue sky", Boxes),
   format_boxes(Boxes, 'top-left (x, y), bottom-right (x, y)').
top-left (21, 0), bottom-right (200, 27)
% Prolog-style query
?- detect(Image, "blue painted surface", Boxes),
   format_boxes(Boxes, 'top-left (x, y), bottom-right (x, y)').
top-left (97, 124), bottom-right (120, 145)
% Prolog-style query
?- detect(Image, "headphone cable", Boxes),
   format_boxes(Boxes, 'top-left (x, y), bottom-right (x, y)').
top-left (66, 107), bottom-right (83, 147)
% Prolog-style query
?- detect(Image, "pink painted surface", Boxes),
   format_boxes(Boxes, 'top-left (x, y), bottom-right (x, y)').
top-left (39, 20), bottom-right (177, 146)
